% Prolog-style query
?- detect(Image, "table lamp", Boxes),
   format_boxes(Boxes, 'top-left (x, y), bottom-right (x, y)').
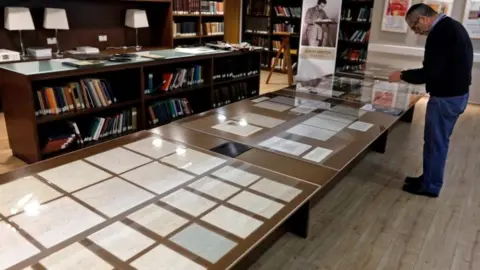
top-left (43, 8), bottom-right (69, 57)
top-left (4, 7), bottom-right (35, 59)
top-left (125, 9), bottom-right (149, 51)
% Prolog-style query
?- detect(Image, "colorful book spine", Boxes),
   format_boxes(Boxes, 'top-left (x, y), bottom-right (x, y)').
top-left (34, 79), bottom-right (117, 117)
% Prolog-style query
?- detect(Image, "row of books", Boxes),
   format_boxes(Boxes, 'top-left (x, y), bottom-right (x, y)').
top-left (340, 48), bottom-right (368, 62)
top-left (202, 22), bottom-right (224, 35)
top-left (340, 30), bottom-right (370, 43)
top-left (212, 82), bottom-right (249, 108)
top-left (250, 36), bottom-right (269, 48)
top-left (273, 23), bottom-right (295, 33)
top-left (246, 1), bottom-right (270, 16)
top-left (201, 1), bottom-right (224, 14)
top-left (148, 98), bottom-right (193, 125)
top-left (173, 22), bottom-right (197, 37)
top-left (173, 0), bottom-right (201, 14)
top-left (341, 7), bottom-right (372, 22)
top-left (213, 56), bottom-right (259, 81)
top-left (41, 108), bottom-right (137, 154)
top-left (145, 66), bottom-right (204, 94)
top-left (337, 64), bottom-right (365, 72)
top-left (274, 6), bottom-right (301, 18)
top-left (34, 79), bottom-right (117, 116)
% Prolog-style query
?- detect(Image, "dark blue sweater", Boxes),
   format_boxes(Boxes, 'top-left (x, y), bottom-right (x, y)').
top-left (401, 17), bottom-right (473, 97)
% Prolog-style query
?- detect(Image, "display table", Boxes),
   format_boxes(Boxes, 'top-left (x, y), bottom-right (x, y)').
top-left (0, 131), bottom-right (319, 270)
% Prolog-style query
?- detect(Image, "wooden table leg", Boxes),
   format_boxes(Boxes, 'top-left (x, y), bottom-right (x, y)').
top-left (400, 105), bottom-right (415, 123)
top-left (286, 200), bottom-right (310, 238)
top-left (371, 130), bottom-right (389, 154)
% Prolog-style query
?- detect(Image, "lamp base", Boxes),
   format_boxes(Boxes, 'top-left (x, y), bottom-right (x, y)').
top-left (135, 45), bottom-right (142, 51)
top-left (55, 52), bottom-right (64, 58)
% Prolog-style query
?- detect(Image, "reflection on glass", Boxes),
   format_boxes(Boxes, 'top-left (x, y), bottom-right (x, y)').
top-left (175, 146), bottom-right (187, 155)
top-left (10, 193), bottom-right (41, 217)
top-left (238, 119), bottom-right (248, 126)
top-left (217, 114), bottom-right (227, 121)
top-left (152, 138), bottom-right (163, 147)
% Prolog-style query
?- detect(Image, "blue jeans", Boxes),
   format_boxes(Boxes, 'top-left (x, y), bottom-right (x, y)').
top-left (423, 93), bottom-right (469, 194)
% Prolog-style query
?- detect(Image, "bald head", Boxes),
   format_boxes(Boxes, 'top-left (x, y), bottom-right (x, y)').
top-left (405, 4), bottom-right (439, 35)
top-left (406, 4), bottom-right (438, 21)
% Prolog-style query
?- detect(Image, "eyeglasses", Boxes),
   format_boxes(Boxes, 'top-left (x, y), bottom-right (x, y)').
top-left (409, 17), bottom-right (421, 31)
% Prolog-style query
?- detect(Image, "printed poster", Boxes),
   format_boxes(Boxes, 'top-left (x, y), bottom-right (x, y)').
top-left (463, 0), bottom-right (480, 39)
top-left (381, 0), bottom-right (411, 33)
top-left (424, 0), bottom-right (453, 16)
top-left (296, 0), bottom-right (341, 91)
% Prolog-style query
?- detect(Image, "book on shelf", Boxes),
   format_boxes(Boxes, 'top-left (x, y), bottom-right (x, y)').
top-left (337, 64), bottom-right (365, 72)
top-left (34, 79), bottom-right (118, 117)
top-left (40, 107), bottom-right (137, 154)
top-left (173, 22), bottom-right (198, 37)
top-left (212, 82), bottom-right (249, 108)
top-left (173, 0), bottom-right (201, 14)
top-left (339, 30), bottom-right (370, 43)
top-left (274, 6), bottom-right (301, 18)
top-left (341, 7), bottom-right (372, 22)
top-left (246, 0), bottom-right (270, 16)
top-left (249, 36), bottom-right (269, 48)
top-left (201, 1), bottom-right (224, 14)
top-left (202, 22), bottom-right (224, 35)
top-left (148, 98), bottom-right (193, 125)
top-left (340, 48), bottom-right (367, 62)
top-left (213, 56), bottom-right (259, 81)
top-left (273, 23), bottom-right (295, 33)
top-left (145, 66), bottom-right (204, 94)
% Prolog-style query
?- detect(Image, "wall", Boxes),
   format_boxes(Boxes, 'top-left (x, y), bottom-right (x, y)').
top-left (0, 0), bottom-right (172, 52)
top-left (370, 0), bottom-right (480, 51)
top-left (368, 0), bottom-right (480, 104)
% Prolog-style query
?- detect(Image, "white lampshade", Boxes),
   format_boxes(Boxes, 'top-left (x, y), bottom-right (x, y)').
top-left (4, 7), bottom-right (35, 31)
top-left (125, 9), bottom-right (149, 29)
top-left (43, 8), bottom-right (69, 30)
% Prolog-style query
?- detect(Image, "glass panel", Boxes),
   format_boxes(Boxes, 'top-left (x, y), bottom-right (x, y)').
top-left (173, 93), bottom-right (397, 170)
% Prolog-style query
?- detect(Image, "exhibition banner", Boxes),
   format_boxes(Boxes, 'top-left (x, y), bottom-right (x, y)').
top-left (381, 0), bottom-right (411, 33)
top-left (463, 0), bottom-right (480, 39)
top-left (296, 0), bottom-right (341, 91)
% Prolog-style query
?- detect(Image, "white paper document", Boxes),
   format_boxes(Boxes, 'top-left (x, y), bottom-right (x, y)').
top-left (348, 121), bottom-right (374, 132)
top-left (330, 105), bottom-right (366, 117)
top-left (302, 117), bottom-right (349, 132)
top-left (259, 136), bottom-right (311, 156)
top-left (287, 124), bottom-right (336, 141)
top-left (302, 147), bottom-right (333, 163)
top-left (269, 96), bottom-right (296, 106)
top-left (360, 104), bottom-right (375, 112)
top-left (319, 89), bottom-right (345, 97)
top-left (316, 111), bottom-right (357, 124)
top-left (251, 96), bottom-right (270, 103)
top-left (233, 113), bottom-right (285, 128)
top-left (254, 101), bottom-right (292, 112)
top-left (290, 100), bottom-right (331, 114)
top-left (212, 120), bottom-right (262, 137)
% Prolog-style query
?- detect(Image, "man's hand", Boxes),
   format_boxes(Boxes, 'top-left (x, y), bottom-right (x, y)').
top-left (388, 70), bottom-right (402, 83)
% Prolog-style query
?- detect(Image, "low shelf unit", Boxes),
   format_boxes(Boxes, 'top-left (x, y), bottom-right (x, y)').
top-left (0, 49), bottom-right (261, 164)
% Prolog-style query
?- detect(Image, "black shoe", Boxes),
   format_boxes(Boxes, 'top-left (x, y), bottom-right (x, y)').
top-left (404, 175), bottom-right (423, 185)
top-left (402, 183), bottom-right (439, 198)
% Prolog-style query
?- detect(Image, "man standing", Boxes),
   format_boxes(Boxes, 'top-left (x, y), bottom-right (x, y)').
top-left (389, 4), bottom-right (473, 197)
top-left (303, 0), bottom-right (329, 46)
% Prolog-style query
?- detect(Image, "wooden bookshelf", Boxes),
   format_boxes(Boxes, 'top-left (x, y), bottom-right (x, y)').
top-left (335, 0), bottom-right (376, 73)
top-left (241, 0), bottom-right (302, 74)
top-left (172, 0), bottom-right (226, 46)
top-left (0, 50), bottom-right (261, 164)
